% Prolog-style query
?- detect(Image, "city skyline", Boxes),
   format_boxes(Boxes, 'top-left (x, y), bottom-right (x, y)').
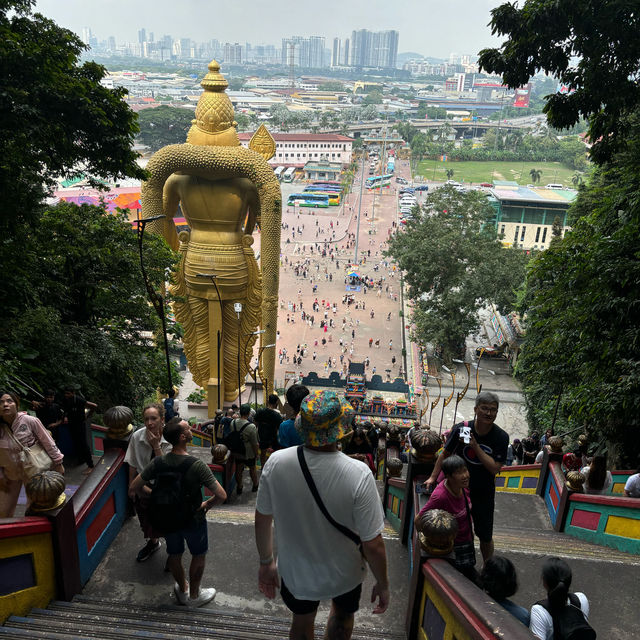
top-left (34, 0), bottom-right (506, 59)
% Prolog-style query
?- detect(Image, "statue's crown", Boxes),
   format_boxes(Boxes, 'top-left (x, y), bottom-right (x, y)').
top-left (187, 60), bottom-right (238, 145)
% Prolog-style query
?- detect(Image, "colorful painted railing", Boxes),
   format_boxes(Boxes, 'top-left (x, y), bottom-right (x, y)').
top-left (610, 470), bottom-right (635, 496)
top-left (386, 477), bottom-right (406, 533)
top-left (190, 428), bottom-right (213, 448)
top-left (72, 448), bottom-right (129, 585)
top-left (0, 518), bottom-right (56, 624)
top-left (541, 460), bottom-right (569, 531)
top-left (89, 423), bottom-right (108, 456)
top-left (495, 464), bottom-right (541, 494)
top-left (414, 560), bottom-right (535, 639)
top-left (564, 493), bottom-right (640, 555)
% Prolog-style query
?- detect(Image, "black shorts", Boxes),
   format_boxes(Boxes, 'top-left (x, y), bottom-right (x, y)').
top-left (280, 579), bottom-right (362, 615)
top-left (470, 496), bottom-right (495, 543)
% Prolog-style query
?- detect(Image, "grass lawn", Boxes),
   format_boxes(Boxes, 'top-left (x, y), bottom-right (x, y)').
top-left (415, 160), bottom-right (584, 187)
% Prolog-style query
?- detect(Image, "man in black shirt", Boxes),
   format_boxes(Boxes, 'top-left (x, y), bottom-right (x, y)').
top-left (254, 394), bottom-right (282, 468)
top-left (33, 389), bottom-right (63, 441)
top-left (425, 391), bottom-right (508, 562)
top-left (62, 386), bottom-right (97, 473)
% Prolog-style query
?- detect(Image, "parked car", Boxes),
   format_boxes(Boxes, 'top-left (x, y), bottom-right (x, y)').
top-left (414, 185), bottom-right (429, 191)
top-left (396, 177), bottom-right (409, 184)
top-left (479, 182), bottom-right (493, 188)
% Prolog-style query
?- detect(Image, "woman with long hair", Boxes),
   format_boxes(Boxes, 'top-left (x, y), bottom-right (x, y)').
top-left (480, 555), bottom-right (529, 626)
top-left (529, 557), bottom-right (592, 639)
top-left (581, 454), bottom-right (613, 495)
top-left (0, 391), bottom-right (65, 517)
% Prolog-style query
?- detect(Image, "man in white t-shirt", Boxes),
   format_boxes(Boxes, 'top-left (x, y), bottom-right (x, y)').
top-left (624, 470), bottom-right (640, 497)
top-left (255, 390), bottom-right (389, 640)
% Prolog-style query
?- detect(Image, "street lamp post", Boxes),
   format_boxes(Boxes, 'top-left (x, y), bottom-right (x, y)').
top-left (254, 343), bottom-right (276, 407)
top-left (137, 214), bottom-right (173, 394)
top-left (234, 302), bottom-right (243, 404)
top-left (195, 273), bottom-right (223, 411)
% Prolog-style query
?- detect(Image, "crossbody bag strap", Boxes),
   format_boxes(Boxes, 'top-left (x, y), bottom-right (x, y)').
top-left (3, 422), bottom-right (28, 453)
top-left (297, 445), bottom-right (360, 546)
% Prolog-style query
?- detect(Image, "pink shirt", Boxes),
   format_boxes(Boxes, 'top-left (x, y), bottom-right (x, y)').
top-left (0, 412), bottom-right (64, 480)
top-left (418, 481), bottom-right (472, 544)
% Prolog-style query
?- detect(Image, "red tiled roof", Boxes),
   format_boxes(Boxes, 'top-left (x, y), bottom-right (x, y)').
top-left (237, 133), bottom-right (353, 142)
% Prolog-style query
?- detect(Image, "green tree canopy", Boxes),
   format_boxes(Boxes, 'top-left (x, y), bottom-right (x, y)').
top-left (0, 203), bottom-right (179, 411)
top-left (0, 0), bottom-right (145, 226)
top-left (385, 187), bottom-right (528, 362)
top-left (516, 119), bottom-right (640, 464)
top-left (136, 105), bottom-right (194, 151)
top-left (478, 0), bottom-right (640, 165)
top-left (361, 90), bottom-right (383, 105)
top-left (318, 81), bottom-right (345, 92)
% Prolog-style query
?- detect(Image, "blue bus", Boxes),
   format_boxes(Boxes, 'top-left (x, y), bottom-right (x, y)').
top-left (287, 193), bottom-right (330, 208)
top-left (365, 174), bottom-right (393, 190)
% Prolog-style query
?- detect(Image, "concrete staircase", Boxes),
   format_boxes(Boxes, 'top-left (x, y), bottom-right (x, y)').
top-left (0, 596), bottom-right (406, 639)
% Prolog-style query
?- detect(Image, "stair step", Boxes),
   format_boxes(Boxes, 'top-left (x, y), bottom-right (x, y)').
top-left (65, 595), bottom-right (293, 629)
top-left (7, 614), bottom-right (264, 640)
top-left (25, 606), bottom-right (287, 639)
top-left (0, 618), bottom-right (93, 640)
top-left (66, 596), bottom-right (405, 639)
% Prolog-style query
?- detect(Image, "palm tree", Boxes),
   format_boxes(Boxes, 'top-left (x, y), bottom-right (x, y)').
top-left (445, 169), bottom-right (455, 180)
top-left (571, 173), bottom-right (583, 188)
top-left (529, 168), bottom-right (542, 185)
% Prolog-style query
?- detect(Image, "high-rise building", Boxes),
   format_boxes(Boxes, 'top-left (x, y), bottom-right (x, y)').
top-left (223, 42), bottom-right (242, 65)
top-left (349, 29), bottom-right (398, 68)
top-left (179, 38), bottom-right (192, 59)
top-left (331, 38), bottom-right (341, 67)
top-left (138, 28), bottom-right (146, 44)
top-left (308, 36), bottom-right (325, 68)
top-left (282, 35), bottom-right (326, 69)
top-left (81, 27), bottom-right (91, 46)
top-left (107, 36), bottom-right (116, 52)
top-left (342, 38), bottom-right (350, 66)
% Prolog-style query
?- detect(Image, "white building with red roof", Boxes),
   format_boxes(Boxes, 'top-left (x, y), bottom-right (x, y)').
top-left (237, 132), bottom-right (353, 168)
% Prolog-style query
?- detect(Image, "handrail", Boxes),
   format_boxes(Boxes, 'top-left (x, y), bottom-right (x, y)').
top-left (73, 449), bottom-right (126, 525)
top-left (422, 559), bottom-right (536, 639)
top-left (0, 517), bottom-right (51, 538)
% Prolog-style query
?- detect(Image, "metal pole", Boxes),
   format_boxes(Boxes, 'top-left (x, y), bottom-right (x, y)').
top-left (137, 215), bottom-right (173, 394)
top-left (234, 303), bottom-right (243, 405)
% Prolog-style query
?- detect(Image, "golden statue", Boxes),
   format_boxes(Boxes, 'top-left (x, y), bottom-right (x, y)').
top-left (141, 60), bottom-right (281, 416)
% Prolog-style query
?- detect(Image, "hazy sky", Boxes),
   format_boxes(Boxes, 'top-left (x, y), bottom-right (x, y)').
top-left (35, 0), bottom-right (507, 58)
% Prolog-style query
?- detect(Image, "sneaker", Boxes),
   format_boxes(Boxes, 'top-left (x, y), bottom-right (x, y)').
top-left (187, 587), bottom-right (217, 607)
top-left (136, 540), bottom-right (162, 562)
top-left (251, 484), bottom-right (259, 492)
top-left (236, 486), bottom-right (243, 495)
top-left (174, 582), bottom-right (189, 606)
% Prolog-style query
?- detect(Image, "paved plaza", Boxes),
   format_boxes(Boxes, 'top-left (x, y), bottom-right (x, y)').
top-left (271, 161), bottom-right (416, 390)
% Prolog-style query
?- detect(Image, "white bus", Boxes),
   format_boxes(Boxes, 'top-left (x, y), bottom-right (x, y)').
top-left (274, 166), bottom-right (285, 180)
top-left (282, 167), bottom-right (296, 182)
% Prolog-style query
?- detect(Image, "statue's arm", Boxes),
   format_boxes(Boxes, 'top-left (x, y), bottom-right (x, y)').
top-left (245, 184), bottom-right (260, 235)
top-left (161, 174), bottom-right (182, 251)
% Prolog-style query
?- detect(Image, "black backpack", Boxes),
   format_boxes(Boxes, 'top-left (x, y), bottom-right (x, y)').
top-left (225, 419), bottom-right (248, 456)
top-left (148, 456), bottom-right (198, 535)
top-left (163, 397), bottom-right (176, 420)
top-left (537, 594), bottom-right (596, 640)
